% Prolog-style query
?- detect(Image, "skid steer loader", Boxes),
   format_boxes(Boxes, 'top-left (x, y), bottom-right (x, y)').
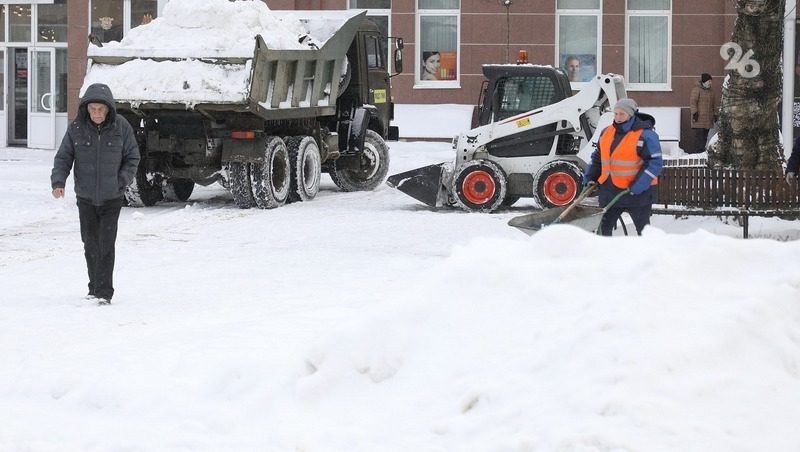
top-left (387, 63), bottom-right (627, 212)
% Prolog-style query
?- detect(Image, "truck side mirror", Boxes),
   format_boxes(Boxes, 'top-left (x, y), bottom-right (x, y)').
top-left (394, 48), bottom-right (403, 73)
top-left (392, 37), bottom-right (403, 73)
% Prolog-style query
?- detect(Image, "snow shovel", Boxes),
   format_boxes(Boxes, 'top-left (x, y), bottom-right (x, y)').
top-left (508, 187), bottom-right (630, 235)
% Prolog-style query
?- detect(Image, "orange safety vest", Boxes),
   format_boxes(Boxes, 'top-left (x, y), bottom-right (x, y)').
top-left (597, 126), bottom-right (658, 189)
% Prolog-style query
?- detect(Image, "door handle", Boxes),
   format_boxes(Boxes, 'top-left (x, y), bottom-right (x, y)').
top-left (40, 92), bottom-right (52, 112)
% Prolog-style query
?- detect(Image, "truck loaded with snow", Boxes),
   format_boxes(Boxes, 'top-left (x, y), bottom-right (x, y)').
top-left (83, 0), bottom-right (402, 208)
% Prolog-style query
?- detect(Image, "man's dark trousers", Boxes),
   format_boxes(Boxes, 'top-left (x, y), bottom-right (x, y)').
top-left (600, 205), bottom-right (652, 236)
top-left (77, 197), bottom-right (123, 300)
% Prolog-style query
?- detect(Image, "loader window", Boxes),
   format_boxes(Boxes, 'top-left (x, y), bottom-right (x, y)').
top-left (496, 76), bottom-right (556, 121)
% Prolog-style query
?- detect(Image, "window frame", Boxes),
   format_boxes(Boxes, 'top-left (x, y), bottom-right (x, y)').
top-left (415, 0), bottom-right (461, 89)
top-left (87, 0), bottom-right (165, 43)
top-left (555, 0), bottom-right (602, 90)
top-left (625, 0), bottom-right (672, 92)
top-left (347, 1), bottom-right (392, 74)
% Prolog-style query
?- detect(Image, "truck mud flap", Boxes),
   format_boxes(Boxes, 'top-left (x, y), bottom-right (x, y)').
top-left (386, 163), bottom-right (448, 208)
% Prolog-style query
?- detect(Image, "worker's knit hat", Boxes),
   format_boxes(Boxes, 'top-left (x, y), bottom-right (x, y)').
top-left (701, 73), bottom-right (712, 83)
top-left (614, 98), bottom-right (638, 117)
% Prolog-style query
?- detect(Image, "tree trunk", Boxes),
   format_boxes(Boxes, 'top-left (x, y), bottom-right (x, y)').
top-left (708, 0), bottom-right (785, 170)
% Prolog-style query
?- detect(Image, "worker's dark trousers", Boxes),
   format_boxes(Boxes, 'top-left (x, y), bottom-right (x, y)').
top-left (77, 197), bottom-right (123, 300)
top-left (600, 205), bottom-right (652, 236)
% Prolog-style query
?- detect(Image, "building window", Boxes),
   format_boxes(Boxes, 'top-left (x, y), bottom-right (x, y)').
top-left (91, 0), bottom-right (124, 43)
top-left (90, 0), bottom-right (160, 44)
top-left (9, 5), bottom-right (32, 42)
top-left (0, 6), bottom-right (5, 42)
top-left (626, 0), bottom-right (671, 90)
top-left (349, 0), bottom-right (391, 70)
top-left (416, 0), bottom-right (459, 87)
top-left (131, 0), bottom-right (158, 29)
top-left (38, 1), bottom-right (68, 43)
top-left (556, 0), bottom-right (601, 87)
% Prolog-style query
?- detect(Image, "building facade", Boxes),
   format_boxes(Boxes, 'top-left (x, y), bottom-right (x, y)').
top-left (0, 0), bottom-right (794, 150)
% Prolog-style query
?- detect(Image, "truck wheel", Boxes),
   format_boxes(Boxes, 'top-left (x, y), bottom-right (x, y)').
top-left (227, 162), bottom-right (256, 209)
top-left (534, 161), bottom-right (582, 209)
top-left (330, 129), bottom-right (390, 192)
top-left (453, 160), bottom-right (507, 213)
top-left (249, 136), bottom-right (291, 209)
top-left (287, 135), bottom-right (321, 202)
top-left (124, 167), bottom-right (163, 207)
top-left (162, 178), bottom-right (194, 202)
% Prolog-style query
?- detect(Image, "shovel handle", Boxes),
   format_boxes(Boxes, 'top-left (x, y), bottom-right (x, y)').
top-left (553, 183), bottom-right (597, 224)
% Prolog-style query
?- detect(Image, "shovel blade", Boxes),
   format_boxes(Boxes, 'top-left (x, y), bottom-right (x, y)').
top-left (386, 163), bottom-right (448, 208)
top-left (508, 205), bottom-right (605, 235)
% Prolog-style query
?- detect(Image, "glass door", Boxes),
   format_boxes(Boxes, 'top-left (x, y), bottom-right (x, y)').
top-left (0, 49), bottom-right (6, 147)
top-left (27, 47), bottom-right (56, 149)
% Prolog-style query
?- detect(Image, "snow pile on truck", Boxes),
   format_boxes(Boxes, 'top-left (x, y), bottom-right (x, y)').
top-left (82, 0), bottom-right (359, 106)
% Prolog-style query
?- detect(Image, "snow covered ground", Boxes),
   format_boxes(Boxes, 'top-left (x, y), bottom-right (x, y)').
top-left (2, 141), bottom-right (800, 451)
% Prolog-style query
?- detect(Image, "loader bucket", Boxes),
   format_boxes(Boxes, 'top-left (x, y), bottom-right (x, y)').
top-left (386, 163), bottom-right (448, 208)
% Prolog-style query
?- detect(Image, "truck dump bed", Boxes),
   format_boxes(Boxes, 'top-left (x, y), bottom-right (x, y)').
top-left (83, 9), bottom-right (366, 120)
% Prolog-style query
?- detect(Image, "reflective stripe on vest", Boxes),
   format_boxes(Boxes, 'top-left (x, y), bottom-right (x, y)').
top-left (597, 126), bottom-right (657, 189)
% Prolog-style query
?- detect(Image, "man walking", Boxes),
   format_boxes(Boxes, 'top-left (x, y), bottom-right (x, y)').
top-left (51, 83), bottom-right (140, 305)
top-left (583, 98), bottom-right (663, 236)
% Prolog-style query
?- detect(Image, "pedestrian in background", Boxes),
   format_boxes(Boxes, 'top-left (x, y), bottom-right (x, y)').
top-left (583, 98), bottom-right (663, 236)
top-left (689, 73), bottom-right (720, 154)
top-left (51, 83), bottom-right (140, 305)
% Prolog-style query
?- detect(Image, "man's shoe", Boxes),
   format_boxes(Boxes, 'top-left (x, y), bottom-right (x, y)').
top-left (97, 298), bottom-right (111, 305)
top-left (85, 294), bottom-right (97, 300)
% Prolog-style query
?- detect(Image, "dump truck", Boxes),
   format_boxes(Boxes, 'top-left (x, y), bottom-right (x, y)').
top-left (387, 63), bottom-right (626, 212)
top-left (83, 9), bottom-right (402, 208)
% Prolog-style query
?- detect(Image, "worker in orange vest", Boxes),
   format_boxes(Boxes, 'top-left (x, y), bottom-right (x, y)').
top-left (583, 98), bottom-right (663, 236)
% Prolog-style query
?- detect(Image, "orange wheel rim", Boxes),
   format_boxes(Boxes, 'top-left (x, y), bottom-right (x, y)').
top-left (462, 170), bottom-right (496, 205)
top-left (543, 172), bottom-right (577, 206)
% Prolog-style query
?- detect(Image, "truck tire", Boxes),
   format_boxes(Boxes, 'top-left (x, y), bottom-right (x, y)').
top-left (330, 129), bottom-right (390, 192)
top-left (162, 178), bottom-right (195, 202)
top-left (534, 161), bottom-right (582, 209)
top-left (249, 136), bottom-right (291, 209)
top-left (227, 162), bottom-right (256, 209)
top-left (287, 135), bottom-right (322, 202)
top-left (124, 167), bottom-right (163, 207)
top-left (453, 160), bottom-right (507, 213)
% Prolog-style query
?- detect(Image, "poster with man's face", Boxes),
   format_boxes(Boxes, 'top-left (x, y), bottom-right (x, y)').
top-left (561, 54), bottom-right (596, 83)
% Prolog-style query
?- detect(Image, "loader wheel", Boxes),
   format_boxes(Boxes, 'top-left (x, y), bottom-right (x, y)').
top-left (453, 160), bottom-right (507, 213)
top-left (125, 165), bottom-right (163, 207)
top-left (162, 178), bottom-right (194, 202)
top-left (227, 162), bottom-right (256, 209)
top-left (330, 129), bottom-right (390, 192)
top-left (534, 161), bottom-right (582, 209)
top-left (501, 195), bottom-right (520, 207)
top-left (287, 135), bottom-right (322, 203)
top-left (250, 136), bottom-right (291, 209)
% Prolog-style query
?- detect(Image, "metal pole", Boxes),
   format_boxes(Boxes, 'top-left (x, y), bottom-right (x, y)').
top-left (782, 0), bottom-right (796, 158)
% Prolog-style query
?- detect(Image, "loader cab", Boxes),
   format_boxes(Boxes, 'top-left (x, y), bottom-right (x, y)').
top-left (475, 65), bottom-right (579, 158)
top-left (475, 65), bottom-right (571, 128)
top-left (340, 19), bottom-right (400, 140)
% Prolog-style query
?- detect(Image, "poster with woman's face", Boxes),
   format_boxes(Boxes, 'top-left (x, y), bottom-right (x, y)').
top-left (421, 51), bottom-right (457, 81)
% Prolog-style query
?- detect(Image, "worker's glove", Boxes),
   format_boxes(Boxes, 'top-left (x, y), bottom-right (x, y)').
top-left (628, 178), bottom-right (650, 196)
top-left (787, 172), bottom-right (796, 184)
top-left (692, 112), bottom-right (698, 122)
